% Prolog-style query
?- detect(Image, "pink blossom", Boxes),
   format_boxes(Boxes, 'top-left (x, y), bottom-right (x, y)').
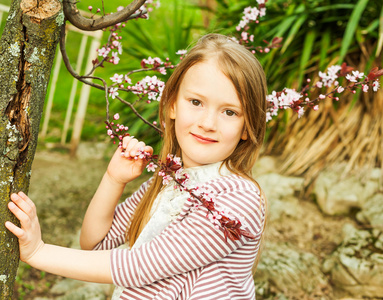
top-left (110, 73), bottom-right (123, 83)
top-left (146, 162), bottom-right (157, 172)
top-left (362, 85), bottom-right (369, 93)
top-left (175, 168), bottom-right (184, 180)
top-left (158, 67), bottom-right (167, 75)
top-left (319, 94), bottom-right (326, 100)
top-left (111, 52), bottom-right (120, 65)
top-left (176, 50), bottom-right (187, 55)
top-left (319, 65), bottom-right (341, 87)
top-left (88, 6), bottom-right (92, 11)
top-left (97, 47), bottom-right (110, 58)
top-left (107, 129), bottom-right (113, 136)
top-left (373, 80), bottom-right (380, 92)
top-left (337, 86), bottom-right (345, 94)
top-left (113, 113), bottom-right (120, 120)
top-left (297, 106), bottom-right (304, 118)
top-left (109, 87), bottom-right (119, 99)
top-left (352, 70), bottom-right (364, 80)
top-left (207, 211), bottom-right (222, 226)
top-left (162, 175), bottom-right (172, 185)
top-left (313, 105), bottom-right (319, 111)
top-left (112, 41), bottom-right (123, 55)
top-left (278, 89), bottom-right (302, 106)
top-left (346, 74), bottom-right (357, 82)
top-left (124, 75), bottom-right (132, 84)
top-left (316, 81), bottom-right (323, 88)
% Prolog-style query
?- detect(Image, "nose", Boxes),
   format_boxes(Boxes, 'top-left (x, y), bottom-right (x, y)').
top-left (198, 110), bottom-right (217, 132)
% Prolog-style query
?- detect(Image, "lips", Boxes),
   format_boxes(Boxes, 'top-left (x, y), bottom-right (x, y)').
top-left (191, 133), bottom-right (218, 143)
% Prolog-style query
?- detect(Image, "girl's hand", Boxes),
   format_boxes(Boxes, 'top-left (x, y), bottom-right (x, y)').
top-left (106, 136), bottom-right (153, 185)
top-left (5, 192), bottom-right (44, 264)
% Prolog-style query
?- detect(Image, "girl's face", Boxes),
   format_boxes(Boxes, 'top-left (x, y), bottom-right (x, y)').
top-left (170, 58), bottom-right (247, 168)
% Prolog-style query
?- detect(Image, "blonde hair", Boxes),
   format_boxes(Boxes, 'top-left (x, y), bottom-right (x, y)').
top-left (128, 34), bottom-right (267, 270)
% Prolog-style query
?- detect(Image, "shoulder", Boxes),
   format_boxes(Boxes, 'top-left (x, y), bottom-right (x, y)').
top-left (202, 175), bottom-right (265, 230)
top-left (205, 174), bottom-right (261, 196)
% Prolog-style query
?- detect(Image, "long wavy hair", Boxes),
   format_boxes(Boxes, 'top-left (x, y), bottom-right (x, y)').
top-left (128, 34), bottom-right (268, 269)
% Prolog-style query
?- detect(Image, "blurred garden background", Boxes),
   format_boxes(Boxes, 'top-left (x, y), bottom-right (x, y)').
top-left (1, 0), bottom-right (383, 299)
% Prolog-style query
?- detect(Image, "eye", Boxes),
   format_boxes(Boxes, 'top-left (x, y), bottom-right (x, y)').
top-left (224, 110), bottom-right (237, 116)
top-left (190, 99), bottom-right (201, 106)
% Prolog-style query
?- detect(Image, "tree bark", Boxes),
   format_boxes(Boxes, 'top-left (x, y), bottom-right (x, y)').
top-left (0, 0), bottom-right (62, 298)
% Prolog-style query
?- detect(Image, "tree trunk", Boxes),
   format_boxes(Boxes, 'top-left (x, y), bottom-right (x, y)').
top-left (0, 0), bottom-right (62, 297)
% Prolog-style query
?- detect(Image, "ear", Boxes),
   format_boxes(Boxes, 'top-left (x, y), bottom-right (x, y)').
top-left (169, 102), bottom-right (176, 120)
top-left (241, 128), bottom-right (248, 140)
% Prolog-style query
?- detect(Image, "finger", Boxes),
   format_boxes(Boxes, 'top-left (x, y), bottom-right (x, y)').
top-left (129, 141), bottom-right (146, 157)
top-left (122, 135), bottom-right (135, 150)
top-left (19, 191), bottom-right (36, 209)
top-left (141, 146), bottom-right (153, 161)
top-left (4, 221), bottom-right (25, 239)
top-left (143, 145), bottom-right (153, 156)
top-left (7, 201), bottom-right (31, 229)
top-left (122, 138), bottom-right (139, 158)
top-left (10, 193), bottom-right (35, 218)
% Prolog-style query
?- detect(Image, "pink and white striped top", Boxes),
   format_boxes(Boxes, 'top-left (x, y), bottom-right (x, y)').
top-left (95, 173), bottom-right (265, 299)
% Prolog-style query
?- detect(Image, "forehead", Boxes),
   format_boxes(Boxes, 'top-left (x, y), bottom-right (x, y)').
top-left (179, 58), bottom-right (241, 106)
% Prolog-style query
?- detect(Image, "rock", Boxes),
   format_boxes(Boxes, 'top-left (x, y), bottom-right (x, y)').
top-left (314, 167), bottom-right (380, 215)
top-left (323, 224), bottom-right (383, 298)
top-left (356, 193), bottom-right (383, 230)
top-left (254, 241), bottom-right (328, 295)
top-left (253, 156), bottom-right (278, 177)
top-left (51, 278), bottom-right (111, 300)
top-left (76, 142), bottom-right (109, 161)
top-left (256, 173), bottom-right (304, 221)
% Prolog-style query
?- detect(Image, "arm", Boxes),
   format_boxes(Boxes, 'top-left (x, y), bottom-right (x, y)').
top-left (92, 178), bottom-right (152, 251)
top-left (5, 192), bottom-right (113, 283)
top-left (80, 137), bottom-right (153, 250)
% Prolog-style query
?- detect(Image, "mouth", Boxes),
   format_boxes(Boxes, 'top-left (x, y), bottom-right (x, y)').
top-left (191, 133), bottom-right (218, 143)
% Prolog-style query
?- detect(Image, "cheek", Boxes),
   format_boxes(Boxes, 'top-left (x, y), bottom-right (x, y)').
top-left (175, 111), bottom-right (196, 130)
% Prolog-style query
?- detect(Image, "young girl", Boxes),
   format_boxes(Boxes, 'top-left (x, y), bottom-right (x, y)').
top-left (6, 33), bottom-right (267, 299)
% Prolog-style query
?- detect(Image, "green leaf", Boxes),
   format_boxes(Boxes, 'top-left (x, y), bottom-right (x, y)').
top-left (338, 0), bottom-right (369, 63)
top-left (298, 30), bottom-right (316, 88)
top-left (376, 4), bottom-right (383, 57)
top-left (319, 30), bottom-right (331, 70)
top-left (281, 13), bottom-right (308, 54)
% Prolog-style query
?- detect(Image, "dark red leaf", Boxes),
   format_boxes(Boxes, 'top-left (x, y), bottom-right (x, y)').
top-left (339, 62), bottom-right (354, 77)
top-left (240, 229), bottom-right (256, 240)
top-left (272, 37), bottom-right (283, 45)
top-left (367, 67), bottom-right (383, 80)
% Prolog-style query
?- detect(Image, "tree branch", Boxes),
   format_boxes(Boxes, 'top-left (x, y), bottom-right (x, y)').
top-left (62, 0), bottom-right (147, 31)
top-left (59, 23), bottom-right (105, 90)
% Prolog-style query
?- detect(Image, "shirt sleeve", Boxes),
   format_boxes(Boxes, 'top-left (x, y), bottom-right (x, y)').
top-left (93, 178), bottom-right (153, 251)
top-left (110, 181), bottom-right (265, 288)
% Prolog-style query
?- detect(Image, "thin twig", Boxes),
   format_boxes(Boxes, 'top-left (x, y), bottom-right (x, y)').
top-left (115, 95), bottom-right (162, 133)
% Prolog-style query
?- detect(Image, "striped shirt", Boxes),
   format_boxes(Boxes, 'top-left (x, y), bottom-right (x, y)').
top-left (95, 174), bottom-right (265, 299)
